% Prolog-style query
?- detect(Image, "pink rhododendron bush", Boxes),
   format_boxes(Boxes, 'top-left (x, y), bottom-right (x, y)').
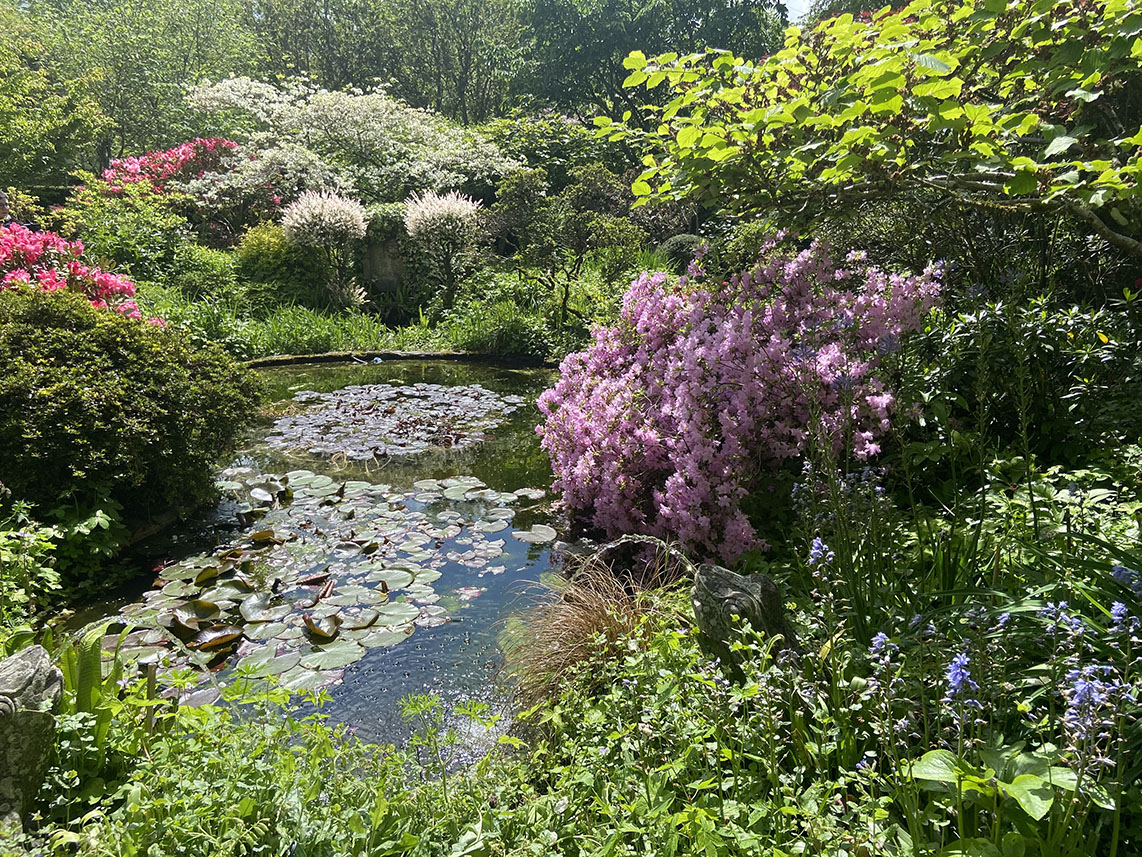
top-left (537, 236), bottom-right (942, 561)
top-left (0, 223), bottom-right (145, 318)
top-left (101, 137), bottom-right (240, 192)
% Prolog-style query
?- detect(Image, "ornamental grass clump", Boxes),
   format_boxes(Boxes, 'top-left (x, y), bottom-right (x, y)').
top-left (282, 190), bottom-right (368, 308)
top-left (403, 190), bottom-right (482, 310)
top-left (538, 234), bottom-right (941, 561)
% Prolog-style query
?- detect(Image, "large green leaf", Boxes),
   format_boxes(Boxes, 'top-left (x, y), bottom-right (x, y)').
top-left (908, 750), bottom-right (961, 784)
top-left (1001, 774), bottom-right (1054, 821)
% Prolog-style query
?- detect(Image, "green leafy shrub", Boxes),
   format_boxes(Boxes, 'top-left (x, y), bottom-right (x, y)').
top-left (912, 297), bottom-right (1142, 464)
top-left (0, 289), bottom-right (261, 524)
top-left (656, 233), bottom-right (703, 273)
top-left (0, 491), bottom-right (58, 627)
top-left (233, 223), bottom-right (333, 311)
top-left (168, 243), bottom-right (238, 299)
top-left (51, 176), bottom-right (192, 281)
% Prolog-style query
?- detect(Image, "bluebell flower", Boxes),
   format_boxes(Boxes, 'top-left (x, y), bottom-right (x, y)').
top-left (1111, 602), bottom-right (1129, 627)
top-left (1063, 664), bottom-right (1119, 744)
top-left (1112, 565), bottom-right (1142, 595)
top-left (808, 537), bottom-right (835, 566)
top-left (943, 652), bottom-right (981, 710)
top-left (1039, 601), bottom-right (1085, 639)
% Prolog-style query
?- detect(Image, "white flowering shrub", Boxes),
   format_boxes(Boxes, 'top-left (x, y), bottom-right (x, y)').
top-left (282, 191), bottom-right (367, 248)
top-left (188, 78), bottom-right (518, 202)
top-left (174, 142), bottom-right (353, 241)
top-left (404, 190), bottom-right (480, 246)
top-left (403, 191), bottom-right (483, 309)
top-left (281, 191), bottom-right (368, 308)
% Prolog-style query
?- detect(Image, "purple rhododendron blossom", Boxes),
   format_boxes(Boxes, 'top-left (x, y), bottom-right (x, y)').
top-left (537, 235), bottom-right (941, 561)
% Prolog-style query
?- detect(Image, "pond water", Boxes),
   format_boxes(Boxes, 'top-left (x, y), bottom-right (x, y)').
top-left (91, 360), bottom-right (559, 747)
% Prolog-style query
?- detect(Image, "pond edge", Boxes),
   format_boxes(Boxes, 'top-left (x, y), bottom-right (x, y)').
top-left (246, 350), bottom-right (557, 370)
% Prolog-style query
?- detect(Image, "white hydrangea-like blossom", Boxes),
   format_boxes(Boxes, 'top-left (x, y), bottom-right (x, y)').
top-left (403, 190), bottom-right (481, 248)
top-left (281, 190), bottom-right (367, 248)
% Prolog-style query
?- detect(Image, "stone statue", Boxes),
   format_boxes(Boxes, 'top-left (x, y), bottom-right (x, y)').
top-left (0, 646), bottom-right (62, 835)
top-left (691, 564), bottom-right (801, 667)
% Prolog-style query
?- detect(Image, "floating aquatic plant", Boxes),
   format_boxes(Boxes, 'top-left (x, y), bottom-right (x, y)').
top-left (113, 468), bottom-right (555, 697)
top-left (264, 383), bottom-right (526, 461)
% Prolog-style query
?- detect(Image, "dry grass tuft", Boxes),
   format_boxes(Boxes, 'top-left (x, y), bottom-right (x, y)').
top-left (503, 536), bottom-right (690, 707)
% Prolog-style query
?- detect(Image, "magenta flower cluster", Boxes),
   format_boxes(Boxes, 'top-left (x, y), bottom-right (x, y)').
top-left (0, 223), bottom-right (158, 321)
top-left (101, 137), bottom-right (240, 194)
top-left (537, 235), bottom-right (941, 561)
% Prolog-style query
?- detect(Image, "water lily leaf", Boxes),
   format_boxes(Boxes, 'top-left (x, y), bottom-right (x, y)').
top-left (364, 568), bottom-right (414, 590)
top-left (474, 520), bottom-right (508, 534)
top-left (193, 565), bottom-right (228, 585)
top-left (301, 640), bottom-right (365, 670)
top-left (443, 484), bottom-right (473, 500)
top-left (118, 645), bottom-right (169, 665)
top-left (175, 600), bottom-right (221, 625)
top-left (245, 621), bottom-right (288, 641)
top-left (277, 665), bottom-right (340, 693)
top-left (200, 580), bottom-right (254, 602)
top-left (303, 613), bottom-right (343, 640)
top-left (415, 569), bottom-right (442, 584)
top-left (341, 608), bottom-right (379, 630)
top-left (179, 687), bottom-right (222, 707)
top-left (245, 650), bottom-right (302, 676)
top-left (189, 625), bottom-right (244, 651)
top-left (512, 524), bottom-right (557, 543)
top-left (161, 580), bottom-right (197, 597)
top-left (415, 605), bottom-right (449, 628)
top-left (374, 602), bottom-right (420, 625)
top-left (250, 488), bottom-right (275, 505)
top-left (357, 627), bottom-right (412, 648)
top-left (240, 593), bottom-right (291, 623)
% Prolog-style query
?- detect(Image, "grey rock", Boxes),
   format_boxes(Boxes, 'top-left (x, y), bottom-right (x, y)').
top-left (691, 564), bottom-right (801, 665)
top-left (0, 646), bottom-right (62, 835)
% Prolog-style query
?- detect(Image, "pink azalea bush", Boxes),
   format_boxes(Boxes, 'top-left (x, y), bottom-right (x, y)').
top-left (0, 223), bottom-right (147, 319)
top-left (537, 235), bottom-right (941, 561)
top-left (101, 137), bottom-right (240, 193)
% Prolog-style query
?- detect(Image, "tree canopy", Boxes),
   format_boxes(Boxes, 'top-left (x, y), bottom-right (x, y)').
top-left (609, 0), bottom-right (1142, 257)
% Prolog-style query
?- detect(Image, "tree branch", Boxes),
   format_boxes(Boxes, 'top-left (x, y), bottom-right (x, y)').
top-left (1067, 201), bottom-right (1142, 260)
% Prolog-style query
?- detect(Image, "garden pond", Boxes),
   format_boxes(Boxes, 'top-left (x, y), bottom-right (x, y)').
top-left (80, 360), bottom-right (559, 746)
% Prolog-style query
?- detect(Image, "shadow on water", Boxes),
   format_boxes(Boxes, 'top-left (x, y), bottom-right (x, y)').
top-left (84, 360), bottom-right (561, 747)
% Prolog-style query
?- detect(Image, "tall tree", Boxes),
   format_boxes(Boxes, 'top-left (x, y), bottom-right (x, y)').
top-left (517, 0), bottom-right (788, 120)
top-left (29, 0), bottom-right (256, 157)
top-left (0, 2), bottom-right (108, 189)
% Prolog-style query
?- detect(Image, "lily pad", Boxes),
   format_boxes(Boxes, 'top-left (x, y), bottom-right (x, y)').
top-left (189, 625), bottom-right (244, 651)
top-left (356, 627), bottom-right (413, 648)
top-left (245, 621), bottom-right (288, 641)
top-left (240, 593), bottom-right (291, 623)
top-left (303, 613), bottom-right (342, 641)
top-left (374, 602), bottom-right (420, 625)
top-left (512, 524), bottom-right (558, 543)
top-left (300, 640), bottom-right (365, 670)
top-left (277, 666), bottom-right (342, 693)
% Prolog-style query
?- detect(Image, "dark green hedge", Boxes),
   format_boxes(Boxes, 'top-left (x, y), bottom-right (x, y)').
top-left (0, 288), bottom-right (261, 519)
